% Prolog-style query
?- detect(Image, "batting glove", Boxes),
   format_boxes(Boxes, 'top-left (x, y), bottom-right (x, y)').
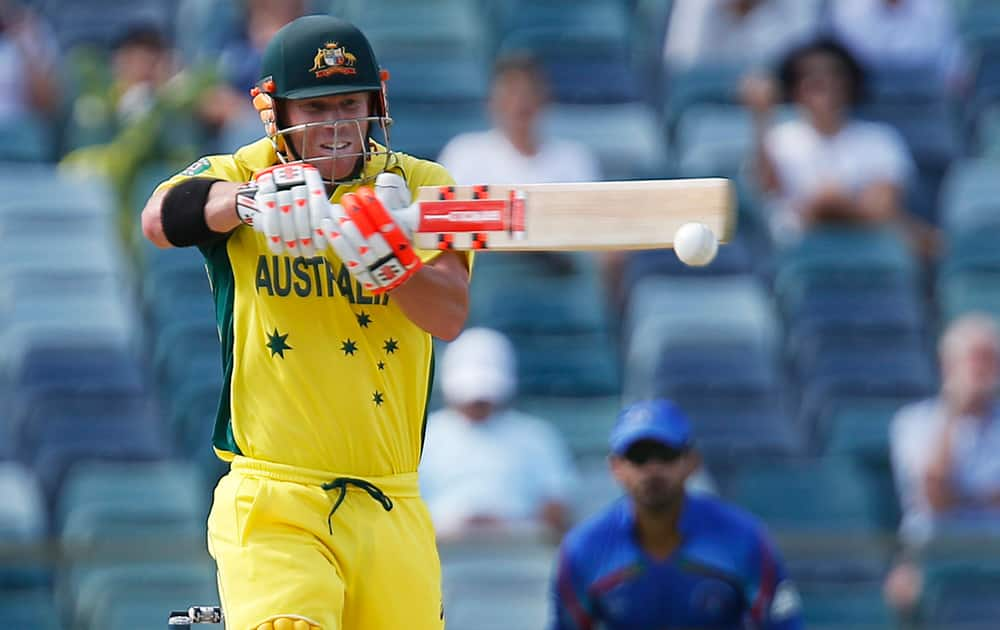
top-left (320, 186), bottom-right (422, 294)
top-left (236, 163), bottom-right (331, 256)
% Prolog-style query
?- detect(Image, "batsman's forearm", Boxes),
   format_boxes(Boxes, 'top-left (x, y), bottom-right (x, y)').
top-left (205, 181), bottom-right (244, 233)
top-left (391, 252), bottom-right (469, 340)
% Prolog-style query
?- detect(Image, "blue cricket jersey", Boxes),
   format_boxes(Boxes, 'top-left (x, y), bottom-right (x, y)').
top-left (551, 493), bottom-right (803, 630)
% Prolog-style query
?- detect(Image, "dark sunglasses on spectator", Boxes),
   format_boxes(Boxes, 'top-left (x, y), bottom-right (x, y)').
top-left (623, 440), bottom-right (689, 465)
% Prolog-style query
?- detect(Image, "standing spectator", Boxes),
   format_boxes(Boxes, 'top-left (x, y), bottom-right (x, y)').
top-left (741, 37), bottom-right (929, 250)
top-left (885, 314), bottom-right (1000, 613)
top-left (437, 53), bottom-right (600, 186)
top-left (419, 328), bottom-right (578, 540)
top-left (664, 0), bottom-right (820, 70)
top-left (551, 399), bottom-right (803, 629)
top-left (828, 0), bottom-right (966, 89)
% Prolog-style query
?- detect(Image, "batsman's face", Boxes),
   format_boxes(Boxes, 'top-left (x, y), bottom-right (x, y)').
top-left (283, 92), bottom-right (372, 181)
top-left (611, 440), bottom-right (698, 514)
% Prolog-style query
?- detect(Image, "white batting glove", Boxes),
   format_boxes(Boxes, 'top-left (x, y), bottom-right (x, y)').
top-left (320, 187), bottom-right (422, 294)
top-left (236, 163), bottom-right (331, 256)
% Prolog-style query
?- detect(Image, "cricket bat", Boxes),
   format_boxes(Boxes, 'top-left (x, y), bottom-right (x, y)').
top-left (396, 178), bottom-right (735, 252)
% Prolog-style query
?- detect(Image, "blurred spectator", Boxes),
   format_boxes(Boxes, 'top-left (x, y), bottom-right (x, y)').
top-left (438, 53), bottom-right (600, 186)
top-left (216, 0), bottom-right (307, 94)
top-left (885, 314), bottom-right (1000, 613)
top-left (419, 328), bottom-right (578, 540)
top-left (0, 0), bottom-right (58, 122)
top-left (551, 399), bottom-right (802, 629)
top-left (664, 0), bottom-right (820, 70)
top-left (60, 24), bottom-right (220, 239)
top-left (741, 37), bottom-right (933, 251)
top-left (828, 0), bottom-right (966, 89)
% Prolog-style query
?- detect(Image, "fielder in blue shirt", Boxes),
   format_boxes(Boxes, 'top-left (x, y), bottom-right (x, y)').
top-left (551, 399), bottom-right (803, 630)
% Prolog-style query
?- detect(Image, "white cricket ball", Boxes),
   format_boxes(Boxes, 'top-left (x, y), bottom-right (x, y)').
top-left (673, 222), bottom-right (718, 267)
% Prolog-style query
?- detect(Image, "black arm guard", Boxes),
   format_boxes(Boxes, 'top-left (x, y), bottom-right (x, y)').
top-left (161, 177), bottom-right (226, 247)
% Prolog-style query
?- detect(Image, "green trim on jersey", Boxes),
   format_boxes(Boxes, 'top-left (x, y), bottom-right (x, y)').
top-left (419, 349), bottom-right (434, 460)
top-left (200, 237), bottom-right (242, 457)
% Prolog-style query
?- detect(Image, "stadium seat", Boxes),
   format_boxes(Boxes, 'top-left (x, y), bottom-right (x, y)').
top-left (797, 579), bottom-right (894, 629)
top-left (662, 63), bottom-right (747, 132)
top-left (623, 275), bottom-right (780, 401)
top-left (55, 460), bottom-right (207, 531)
top-left (491, 0), bottom-right (630, 44)
top-left (723, 457), bottom-right (891, 535)
top-left (67, 563), bottom-right (217, 630)
top-left (390, 101), bottom-right (488, 161)
top-left (0, 589), bottom-right (62, 630)
top-left (938, 270), bottom-right (1000, 323)
top-left (352, 0), bottom-right (487, 55)
top-left (468, 255), bottom-right (610, 335)
top-left (620, 234), bottom-right (755, 284)
top-left (0, 463), bottom-right (49, 589)
top-left (667, 390), bottom-right (801, 464)
top-left (439, 535), bottom-right (554, 630)
top-left (518, 394), bottom-right (619, 458)
top-left (939, 158), bottom-right (1000, 233)
top-left (0, 116), bottom-right (54, 163)
top-left (510, 331), bottom-right (619, 397)
top-left (919, 561), bottom-right (1000, 629)
top-left (40, 0), bottom-right (173, 49)
top-left (375, 54), bottom-right (490, 104)
top-left (542, 102), bottom-right (668, 179)
top-left (672, 103), bottom-right (751, 177)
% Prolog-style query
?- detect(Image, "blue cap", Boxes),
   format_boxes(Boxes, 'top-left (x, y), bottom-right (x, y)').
top-left (609, 399), bottom-right (692, 455)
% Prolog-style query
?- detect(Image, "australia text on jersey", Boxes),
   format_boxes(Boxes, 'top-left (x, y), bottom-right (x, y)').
top-left (255, 254), bottom-right (391, 305)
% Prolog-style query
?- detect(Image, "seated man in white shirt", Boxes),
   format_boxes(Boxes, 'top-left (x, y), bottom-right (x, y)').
top-left (884, 314), bottom-right (1000, 613)
top-left (437, 52), bottom-right (600, 187)
top-left (419, 328), bottom-right (578, 540)
top-left (741, 37), bottom-right (933, 251)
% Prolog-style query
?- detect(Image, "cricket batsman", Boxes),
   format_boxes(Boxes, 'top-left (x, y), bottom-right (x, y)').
top-left (140, 15), bottom-right (471, 630)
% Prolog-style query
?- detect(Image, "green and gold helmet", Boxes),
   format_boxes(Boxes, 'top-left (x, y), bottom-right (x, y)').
top-left (250, 15), bottom-right (393, 183)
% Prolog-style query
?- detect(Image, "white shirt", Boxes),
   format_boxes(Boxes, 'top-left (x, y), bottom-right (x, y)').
top-left (437, 129), bottom-right (600, 186)
top-left (663, 0), bottom-right (820, 69)
top-left (419, 407), bottom-right (578, 536)
top-left (764, 117), bottom-right (914, 241)
top-left (891, 398), bottom-right (1000, 546)
top-left (830, 0), bottom-right (965, 82)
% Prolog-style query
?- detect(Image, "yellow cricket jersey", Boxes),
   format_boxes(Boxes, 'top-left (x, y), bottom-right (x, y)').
top-left (157, 139), bottom-right (470, 476)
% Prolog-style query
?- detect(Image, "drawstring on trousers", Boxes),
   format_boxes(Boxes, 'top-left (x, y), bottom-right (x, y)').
top-left (321, 477), bottom-right (394, 534)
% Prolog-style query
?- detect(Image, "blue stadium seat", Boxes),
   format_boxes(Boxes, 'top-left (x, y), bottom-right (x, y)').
top-left (623, 276), bottom-right (781, 401)
top-left (0, 116), bottom-right (54, 163)
top-left (723, 457), bottom-right (890, 534)
top-left (662, 63), bottom-right (747, 131)
top-left (491, 0), bottom-right (629, 44)
top-left (55, 460), bottom-right (207, 531)
top-left (542, 102), bottom-right (667, 179)
top-left (673, 104), bottom-right (752, 177)
top-left (620, 234), bottom-right (755, 284)
top-left (352, 0), bottom-right (487, 55)
top-left (938, 271), bottom-right (1000, 324)
top-left (0, 589), bottom-right (62, 629)
top-left (468, 255), bottom-right (610, 335)
top-left (0, 463), bottom-right (49, 589)
top-left (797, 579), bottom-right (894, 629)
top-left (939, 158), bottom-right (1000, 233)
top-left (510, 331), bottom-right (619, 397)
top-left (920, 561), bottom-right (1000, 629)
top-left (13, 390), bottom-right (161, 466)
top-left (67, 563), bottom-right (217, 630)
top-left (668, 390), bottom-right (801, 463)
top-left (391, 101), bottom-right (489, 161)
top-left (40, 0), bottom-right (172, 49)
top-left (518, 394), bottom-right (619, 458)
top-left (376, 54), bottom-right (489, 104)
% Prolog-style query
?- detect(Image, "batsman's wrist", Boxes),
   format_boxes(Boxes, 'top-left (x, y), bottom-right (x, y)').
top-left (235, 182), bottom-right (258, 226)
